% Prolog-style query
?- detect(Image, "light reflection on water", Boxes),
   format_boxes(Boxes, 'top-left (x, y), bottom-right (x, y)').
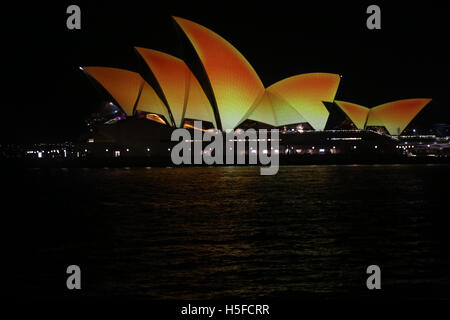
top-left (4, 164), bottom-right (450, 299)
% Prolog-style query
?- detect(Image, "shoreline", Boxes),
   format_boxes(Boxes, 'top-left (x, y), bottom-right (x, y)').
top-left (2, 155), bottom-right (450, 168)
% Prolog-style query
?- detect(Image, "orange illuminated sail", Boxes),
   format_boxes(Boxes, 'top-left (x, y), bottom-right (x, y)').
top-left (246, 91), bottom-right (306, 127)
top-left (135, 48), bottom-right (188, 127)
top-left (334, 100), bottom-right (370, 130)
top-left (136, 82), bottom-right (172, 124)
top-left (267, 73), bottom-right (341, 130)
top-left (173, 16), bottom-right (265, 130)
top-left (82, 67), bottom-right (142, 116)
top-left (135, 47), bottom-right (216, 128)
top-left (366, 99), bottom-right (431, 135)
top-left (184, 72), bottom-right (217, 127)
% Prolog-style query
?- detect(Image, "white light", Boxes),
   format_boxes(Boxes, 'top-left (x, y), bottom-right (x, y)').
top-left (319, 148), bottom-right (325, 152)
top-left (126, 148), bottom-right (129, 152)
top-left (147, 148), bottom-right (150, 152)
top-left (375, 145), bottom-right (378, 149)
top-left (262, 149), bottom-right (268, 154)
top-left (353, 146), bottom-right (357, 149)
top-left (105, 149), bottom-right (109, 152)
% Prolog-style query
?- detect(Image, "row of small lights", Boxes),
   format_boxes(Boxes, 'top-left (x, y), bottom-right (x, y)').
top-left (103, 148), bottom-right (151, 152)
top-left (286, 145), bottom-right (378, 150)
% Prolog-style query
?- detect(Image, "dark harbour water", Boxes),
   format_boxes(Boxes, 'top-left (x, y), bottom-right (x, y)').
top-left (2, 164), bottom-right (450, 299)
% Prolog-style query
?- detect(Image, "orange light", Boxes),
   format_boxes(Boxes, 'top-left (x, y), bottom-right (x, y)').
top-left (145, 113), bottom-right (166, 125)
top-left (367, 99), bottom-right (432, 135)
top-left (174, 16), bottom-right (265, 130)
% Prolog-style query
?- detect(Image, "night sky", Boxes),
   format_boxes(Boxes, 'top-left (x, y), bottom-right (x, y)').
top-left (1, 1), bottom-right (449, 142)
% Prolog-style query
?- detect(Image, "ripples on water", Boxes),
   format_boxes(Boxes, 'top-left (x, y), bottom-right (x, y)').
top-left (3, 165), bottom-right (450, 299)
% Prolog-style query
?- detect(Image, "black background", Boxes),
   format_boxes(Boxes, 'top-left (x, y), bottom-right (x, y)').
top-left (1, 1), bottom-right (449, 141)
top-left (2, 2), bottom-right (450, 312)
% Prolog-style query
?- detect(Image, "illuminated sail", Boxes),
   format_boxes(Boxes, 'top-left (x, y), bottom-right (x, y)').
top-left (82, 67), bottom-right (141, 116)
top-left (246, 91), bottom-right (306, 126)
top-left (366, 99), bottom-right (431, 135)
top-left (335, 100), bottom-right (370, 129)
top-left (173, 16), bottom-right (265, 130)
top-left (267, 73), bottom-right (340, 130)
top-left (135, 81), bottom-right (172, 124)
top-left (135, 47), bottom-right (216, 127)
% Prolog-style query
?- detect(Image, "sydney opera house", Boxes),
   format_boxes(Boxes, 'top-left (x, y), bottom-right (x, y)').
top-left (79, 16), bottom-right (433, 160)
